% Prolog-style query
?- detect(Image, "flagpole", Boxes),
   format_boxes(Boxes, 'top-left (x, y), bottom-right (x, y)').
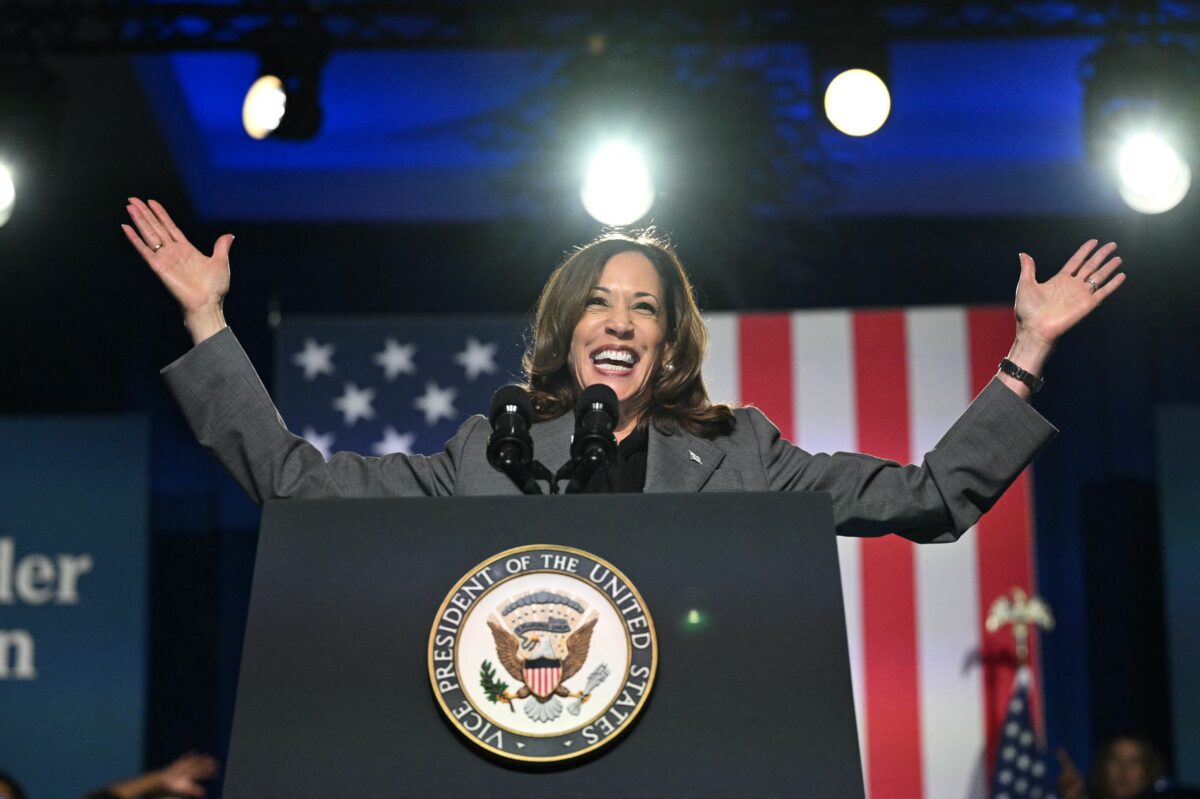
top-left (985, 587), bottom-right (1059, 799)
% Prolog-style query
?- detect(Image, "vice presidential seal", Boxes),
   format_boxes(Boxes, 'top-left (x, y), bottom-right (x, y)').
top-left (428, 545), bottom-right (657, 762)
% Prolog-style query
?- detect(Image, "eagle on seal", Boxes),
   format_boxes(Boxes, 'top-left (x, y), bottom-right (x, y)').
top-left (487, 615), bottom-right (597, 723)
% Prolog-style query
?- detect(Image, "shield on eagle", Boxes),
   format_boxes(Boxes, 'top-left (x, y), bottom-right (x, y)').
top-left (523, 658), bottom-right (563, 700)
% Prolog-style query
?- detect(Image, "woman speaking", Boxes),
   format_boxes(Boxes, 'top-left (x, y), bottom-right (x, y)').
top-left (122, 196), bottom-right (1125, 542)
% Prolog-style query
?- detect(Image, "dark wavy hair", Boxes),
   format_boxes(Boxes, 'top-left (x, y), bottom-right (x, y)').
top-left (522, 231), bottom-right (735, 439)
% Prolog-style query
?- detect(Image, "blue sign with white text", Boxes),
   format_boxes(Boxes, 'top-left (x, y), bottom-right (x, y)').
top-left (0, 417), bottom-right (149, 798)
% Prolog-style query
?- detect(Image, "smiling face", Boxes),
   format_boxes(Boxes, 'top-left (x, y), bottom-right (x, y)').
top-left (567, 250), bottom-right (668, 425)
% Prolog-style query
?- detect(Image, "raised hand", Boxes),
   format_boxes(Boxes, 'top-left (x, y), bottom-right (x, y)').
top-left (1014, 240), bottom-right (1125, 347)
top-left (157, 751), bottom-right (220, 798)
top-left (997, 240), bottom-right (1126, 400)
top-left (122, 197), bottom-right (233, 344)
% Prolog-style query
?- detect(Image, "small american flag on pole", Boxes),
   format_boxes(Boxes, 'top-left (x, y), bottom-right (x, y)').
top-left (988, 666), bottom-right (1057, 799)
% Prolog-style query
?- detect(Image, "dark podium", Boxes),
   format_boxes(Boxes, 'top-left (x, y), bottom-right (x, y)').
top-left (224, 492), bottom-right (865, 798)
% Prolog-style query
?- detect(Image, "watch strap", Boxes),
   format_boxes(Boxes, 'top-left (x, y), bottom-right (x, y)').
top-left (998, 357), bottom-right (1044, 393)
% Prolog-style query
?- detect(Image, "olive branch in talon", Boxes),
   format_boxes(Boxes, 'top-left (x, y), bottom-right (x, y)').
top-left (479, 660), bottom-right (516, 712)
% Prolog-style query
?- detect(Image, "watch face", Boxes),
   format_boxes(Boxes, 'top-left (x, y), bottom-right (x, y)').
top-left (429, 544), bottom-right (657, 763)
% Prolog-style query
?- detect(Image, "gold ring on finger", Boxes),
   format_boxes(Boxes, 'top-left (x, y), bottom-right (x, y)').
top-left (152, 243), bottom-right (163, 252)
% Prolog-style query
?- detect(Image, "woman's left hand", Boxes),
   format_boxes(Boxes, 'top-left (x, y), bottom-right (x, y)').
top-left (996, 240), bottom-right (1126, 400)
top-left (1014, 239), bottom-right (1125, 347)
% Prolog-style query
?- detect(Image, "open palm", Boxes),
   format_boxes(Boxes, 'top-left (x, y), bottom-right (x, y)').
top-left (1015, 240), bottom-right (1125, 345)
top-left (122, 197), bottom-right (233, 313)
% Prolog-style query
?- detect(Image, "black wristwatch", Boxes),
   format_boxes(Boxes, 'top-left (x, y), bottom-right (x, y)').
top-left (998, 358), bottom-right (1044, 393)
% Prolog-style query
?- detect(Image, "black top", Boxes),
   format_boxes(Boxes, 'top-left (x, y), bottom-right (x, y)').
top-left (577, 426), bottom-right (648, 493)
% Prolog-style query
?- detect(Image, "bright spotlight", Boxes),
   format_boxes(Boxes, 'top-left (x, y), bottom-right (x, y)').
top-left (1117, 133), bottom-right (1191, 214)
top-left (580, 142), bottom-right (655, 226)
top-left (824, 69), bottom-right (891, 137)
top-left (1082, 41), bottom-right (1199, 212)
top-left (244, 27), bottom-right (329, 140)
top-left (242, 75), bottom-right (287, 140)
top-left (0, 163), bottom-right (14, 228)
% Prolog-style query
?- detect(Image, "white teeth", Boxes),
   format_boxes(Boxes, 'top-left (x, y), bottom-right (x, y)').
top-left (592, 349), bottom-right (635, 364)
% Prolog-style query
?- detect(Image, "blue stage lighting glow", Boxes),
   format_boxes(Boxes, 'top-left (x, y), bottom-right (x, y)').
top-left (133, 38), bottom-right (1126, 220)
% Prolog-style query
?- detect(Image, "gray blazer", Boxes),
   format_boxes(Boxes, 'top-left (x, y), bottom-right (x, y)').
top-left (164, 328), bottom-right (1057, 544)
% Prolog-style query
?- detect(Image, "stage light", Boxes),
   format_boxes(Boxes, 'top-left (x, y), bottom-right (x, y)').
top-left (0, 162), bottom-right (14, 228)
top-left (824, 69), bottom-right (891, 137)
top-left (242, 75), bottom-right (287, 140)
top-left (1082, 40), bottom-right (1198, 214)
top-left (0, 59), bottom-right (62, 226)
top-left (1116, 133), bottom-right (1191, 214)
top-left (242, 63), bottom-right (322, 140)
top-left (580, 141), bottom-right (655, 226)
top-left (244, 27), bottom-right (329, 140)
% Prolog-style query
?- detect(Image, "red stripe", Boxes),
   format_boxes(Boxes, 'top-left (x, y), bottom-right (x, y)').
top-left (738, 314), bottom-right (794, 441)
top-left (967, 307), bottom-right (1039, 776)
top-left (854, 311), bottom-right (924, 799)
top-left (530, 667), bottom-right (560, 697)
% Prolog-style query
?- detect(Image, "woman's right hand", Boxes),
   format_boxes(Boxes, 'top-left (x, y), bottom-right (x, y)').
top-left (122, 197), bottom-right (234, 344)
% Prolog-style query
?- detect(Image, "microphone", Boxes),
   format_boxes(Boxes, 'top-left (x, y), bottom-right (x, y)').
top-left (563, 384), bottom-right (620, 493)
top-left (487, 385), bottom-right (545, 495)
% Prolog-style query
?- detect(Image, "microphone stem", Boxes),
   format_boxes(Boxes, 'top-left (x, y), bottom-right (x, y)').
top-left (564, 448), bottom-right (608, 494)
top-left (498, 451), bottom-right (543, 495)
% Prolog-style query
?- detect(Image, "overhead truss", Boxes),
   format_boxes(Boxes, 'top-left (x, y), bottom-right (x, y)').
top-left (4, 1), bottom-right (1200, 53)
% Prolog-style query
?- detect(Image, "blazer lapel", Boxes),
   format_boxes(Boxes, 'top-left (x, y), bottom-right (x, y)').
top-left (644, 426), bottom-right (724, 493)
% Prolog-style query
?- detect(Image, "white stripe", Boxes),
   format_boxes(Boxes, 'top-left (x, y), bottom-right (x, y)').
top-left (791, 310), bottom-right (857, 456)
top-left (703, 313), bottom-right (739, 405)
top-left (906, 308), bottom-right (986, 799)
top-left (791, 310), bottom-right (869, 793)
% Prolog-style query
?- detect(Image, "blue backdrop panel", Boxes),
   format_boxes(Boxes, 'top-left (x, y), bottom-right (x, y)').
top-left (1157, 406), bottom-right (1200, 783)
top-left (0, 417), bottom-right (149, 798)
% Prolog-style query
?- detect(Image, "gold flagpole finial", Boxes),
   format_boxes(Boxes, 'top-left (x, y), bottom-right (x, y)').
top-left (985, 586), bottom-right (1055, 665)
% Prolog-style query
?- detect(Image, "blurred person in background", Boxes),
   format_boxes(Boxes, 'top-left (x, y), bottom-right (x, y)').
top-left (1058, 735), bottom-right (1164, 799)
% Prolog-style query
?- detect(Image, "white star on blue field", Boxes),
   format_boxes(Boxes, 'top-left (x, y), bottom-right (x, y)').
top-left (276, 316), bottom-right (526, 458)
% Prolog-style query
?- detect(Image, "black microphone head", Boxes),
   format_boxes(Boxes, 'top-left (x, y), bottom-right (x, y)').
top-left (489, 385), bottom-right (533, 428)
top-left (575, 384), bottom-right (620, 429)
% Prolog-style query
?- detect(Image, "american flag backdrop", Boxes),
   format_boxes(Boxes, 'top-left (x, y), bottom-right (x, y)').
top-left (274, 316), bottom-right (529, 461)
top-left (274, 305), bottom-right (1046, 799)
